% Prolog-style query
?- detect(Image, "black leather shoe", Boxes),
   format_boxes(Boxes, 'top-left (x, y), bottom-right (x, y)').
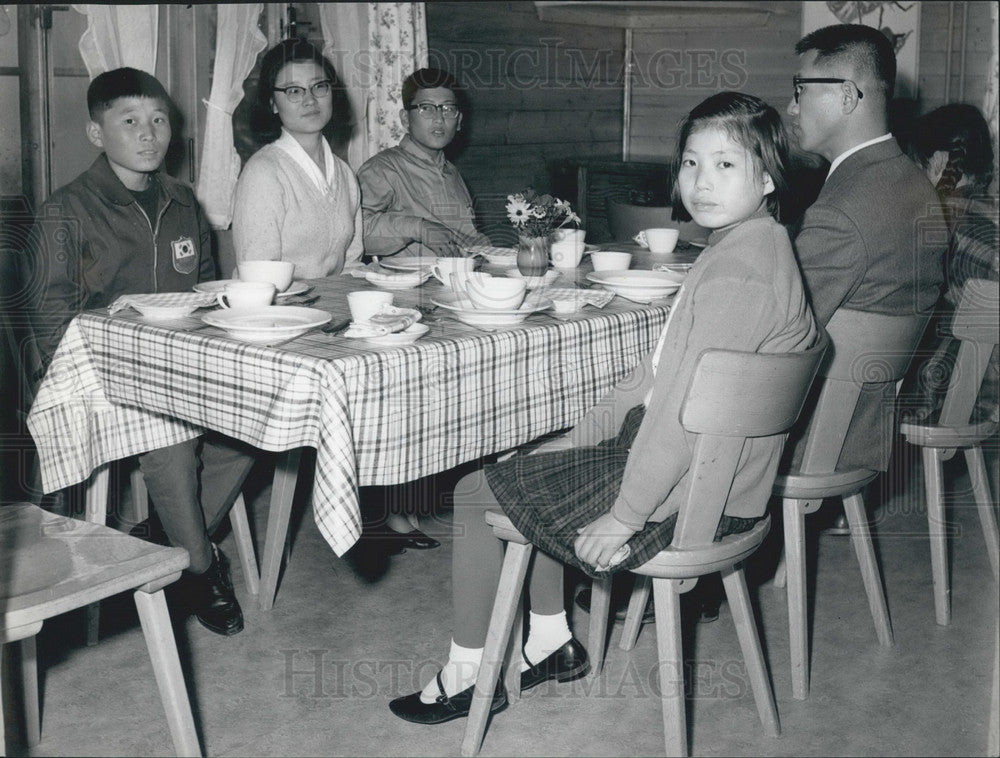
top-left (191, 545), bottom-right (244, 636)
top-left (394, 528), bottom-right (440, 550)
top-left (520, 638), bottom-right (590, 692)
top-left (389, 672), bottom-right (507, 725)
top-left (363, 523), bottom-right (407, 555)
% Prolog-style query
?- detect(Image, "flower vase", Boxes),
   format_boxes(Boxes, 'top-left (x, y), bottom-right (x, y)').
top-left (517, 235), bottom-right (551, 277)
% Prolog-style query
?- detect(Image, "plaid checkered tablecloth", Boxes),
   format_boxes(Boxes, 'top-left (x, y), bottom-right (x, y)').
top-left (28, 272), bottom-right (669, 556)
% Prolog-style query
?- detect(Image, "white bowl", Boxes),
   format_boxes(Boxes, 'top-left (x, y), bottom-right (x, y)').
top-left (124, 293), bottom-right (213, 320)
top-left (586, 270), bottom-right (683, 303)
top-left (466, 245), bottom-right (518, 266)
top-left (365, 270), bottom-right (428, 290)
top-left (590, 251), bottom-right (632, 272)
top-left (431, 291), bottom-right (552, 327)
top-left (238, 260), bottom-right (295, 292)
top-left (201, 306), bottom-right (331, 344)
top-left (378, 255), bottom-right (439, 272)
top-left (466, 276), bottom-right (527, 310)
top-left (504, 268), bottom-right (561, 288)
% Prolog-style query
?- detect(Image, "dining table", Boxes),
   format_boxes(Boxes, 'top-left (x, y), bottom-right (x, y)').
top-left (26, 245), bottom-right (698, 610)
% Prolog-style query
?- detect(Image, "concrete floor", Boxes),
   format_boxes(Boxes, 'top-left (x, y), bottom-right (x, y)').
top-left (3, 438), bottom-right (998, 757)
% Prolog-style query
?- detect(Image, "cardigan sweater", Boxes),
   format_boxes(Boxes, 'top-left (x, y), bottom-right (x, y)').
top-left (562, 214), bottom-right (818, 529)
top-left (232, 139), bottom-right (363, 278)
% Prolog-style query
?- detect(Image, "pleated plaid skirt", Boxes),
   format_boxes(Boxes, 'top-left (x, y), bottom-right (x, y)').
top-left (485, 405), bottom-right (758, 578)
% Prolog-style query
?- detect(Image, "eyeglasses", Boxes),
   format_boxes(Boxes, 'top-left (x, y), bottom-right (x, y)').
top-left (792, 76), bottom-right (864, 104)
top-left (273, 80), bottom-right (333, 103)
top-left (406, 102), bottom-right (461, 119)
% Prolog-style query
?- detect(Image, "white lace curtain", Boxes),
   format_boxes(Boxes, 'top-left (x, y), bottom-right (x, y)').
top-left (71, 4), bottom-right (158, 78)
top-left (320, 2), bottom-right (428, 170)
top-left (195, 4), bottom-right (267, 229)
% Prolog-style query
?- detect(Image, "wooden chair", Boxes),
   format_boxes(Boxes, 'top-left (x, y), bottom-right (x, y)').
top-left (1, 503), bottom-right (200, 756)
top-left (771, 308), bottom-right (929, 701)
top-left (461, 336), bottom-right (828, 757)
top-left (899, 278), bottom-right (999, 625)
top-left (84, 459), bottom-right (259, 644)
top-left (605, 199), bottom-right (708, 244)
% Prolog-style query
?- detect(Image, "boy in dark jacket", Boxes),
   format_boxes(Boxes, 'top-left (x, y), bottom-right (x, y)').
top-left (27, 67), bottom-right (252, 636)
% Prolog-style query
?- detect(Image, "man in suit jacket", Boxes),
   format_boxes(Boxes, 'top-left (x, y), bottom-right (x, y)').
top-left (788, 23), bottom-right (946, 473)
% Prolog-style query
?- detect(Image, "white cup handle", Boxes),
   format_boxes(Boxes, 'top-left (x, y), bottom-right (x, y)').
top-left (432, 264), bottom-right (449, 285)
top-left (633, 231), bottom-right (648, 248)
top-left (216, 293), bottom-right (231, 309)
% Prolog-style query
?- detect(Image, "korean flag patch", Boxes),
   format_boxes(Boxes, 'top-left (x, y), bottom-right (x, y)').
top-left (171, 236), bottom-right (197, 275)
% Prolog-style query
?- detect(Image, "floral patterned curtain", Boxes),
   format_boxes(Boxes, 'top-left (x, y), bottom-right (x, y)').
top-left (72, 4), bottom-right (158, 77)
top-left (195, 4), bottom-right (267, 229)
top-left (320, 2), bottom-right (427, 170)
top-left (985, 2), bottom-right (999, 195)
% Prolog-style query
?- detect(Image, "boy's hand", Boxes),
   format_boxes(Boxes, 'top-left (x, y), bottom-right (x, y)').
top-left (574, 512), bottom-right (636, 571)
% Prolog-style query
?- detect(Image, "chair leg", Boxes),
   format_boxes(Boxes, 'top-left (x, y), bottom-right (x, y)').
top-left (504, 602), bottom-right (523, 705)
top-left (19, 637), bottom-right (40, 748)
top-left (133, 589), bottom-right (201, 757)
top-left (783, 497), bottom-right (810, 700)
top-left (720, 565), bottom-right (780, 737)
top-left (587, 576), bottom-right (612, 675)
top-left (773, 552), bottom-right (787, 589)
top-left (916, 446), bottom-right (951, 626)
top-left (228, 494), bottom-right (259, 597)
top-left (652, 578), bottom-right (686, 757)
top-left (258, 448), bottom-right (301, 611)
top-left (843, 492), bottom-right (893, 644)
top-left (620, 574), bottom-right (651, 651)
top-left (966, 446), bottom-right (999, 581)
top-left (85, 465), bottom-right (111, 647)
top-left (461, 541), bottom-right (533, 758)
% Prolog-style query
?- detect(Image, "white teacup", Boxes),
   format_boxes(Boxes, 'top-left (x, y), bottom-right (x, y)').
top-left (590, 251), bottom-right (632, 272)
top-left (431, 257), bottom-right (475, 286)
top-left (216, 281), bottom-right (276, 310)
top-left (449, 269), bottom-right (487, 294)
top-left (238, 260), bottom-right (295, 292)
top-left (347, 290), bottom-right (394, 322)
top-left (466, 276), bottom-right (527, 311)
top-left (634, 228), bottom-right (680, 254)
top-left (550, 228), bottom-right (586, 269)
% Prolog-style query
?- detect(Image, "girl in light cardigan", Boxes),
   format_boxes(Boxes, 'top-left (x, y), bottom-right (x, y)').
top-left (233, 39), bottom-right (363, 279)
top-left (390, 92), bottom-right (820, 725)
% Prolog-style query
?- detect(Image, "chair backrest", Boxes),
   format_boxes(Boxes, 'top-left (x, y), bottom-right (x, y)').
top-left (796, 308), bottom-right (930, 474)
top-left (939, 278), bottom-right (999, 426)
top-left (671, 334), bottom-right (829, 548)
top-left (606, 200), bottom-right (674, 239)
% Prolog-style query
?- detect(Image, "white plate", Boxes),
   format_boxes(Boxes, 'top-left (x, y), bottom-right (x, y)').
top-left (378, 256), bottom-right (439, 272)
top-left (431, 291), bottom-right (552, 326)
top-left (123, 293), bottom-right (213, 321)
top-left (467, 245), bottom-right (517, 265)
top-left (351, 322), bottom-right (430, 345)
top-left (364, 270), bottom-right (430, 290)
top-left (135, 303), bottom-right (203, 320)
top-left (201, 306), bottom-right (331, 344)
top-left (193, 280), bottom-right (311, 297)
top-left (503, 268), bottom-right (561, 288)
top-left (586, 270), bottom-right (684, 303)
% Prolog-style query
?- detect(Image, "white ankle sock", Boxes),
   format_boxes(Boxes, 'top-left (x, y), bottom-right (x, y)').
top-left (522, 611), bottom-right (572, 671)
top-left (419, 640), bottom-right (483, 704)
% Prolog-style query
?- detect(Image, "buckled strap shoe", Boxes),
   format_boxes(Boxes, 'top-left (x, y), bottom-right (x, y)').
top-left (389, 672), bottom-right (507, 725)
top-left (520, 637), bottom-right (590, 692)
top-left (394, 528), bottom-right (441, 550)
top-left (192, 545), bottom-right (244, 636)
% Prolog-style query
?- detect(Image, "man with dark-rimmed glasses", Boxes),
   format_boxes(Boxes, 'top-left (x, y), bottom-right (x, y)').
top-left (787, 23), bottom-right (947, 517)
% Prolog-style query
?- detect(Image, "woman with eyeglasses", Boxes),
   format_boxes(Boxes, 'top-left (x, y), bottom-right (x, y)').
top-left (232, 39), bottom-right (363, 278)
top-left (357, 68), bottom-right (491, 258)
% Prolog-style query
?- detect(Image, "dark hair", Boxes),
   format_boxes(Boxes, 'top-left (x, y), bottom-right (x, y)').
top-left (251, 38), bottom-right (349, 143)
top-left (670, 91), bottom-right (791, 222)
top-left (401, 68), bottom-right (462, 110)
top-left (795, 23), bottom-right (896, 101)
top-left (87, 67), bottom-right (171, 121)
top-left (906, 104), bottom-right (995, 195)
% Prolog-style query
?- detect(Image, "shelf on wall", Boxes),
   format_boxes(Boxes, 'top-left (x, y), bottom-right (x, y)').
top-left (533, 1), bottom-right (781, 29)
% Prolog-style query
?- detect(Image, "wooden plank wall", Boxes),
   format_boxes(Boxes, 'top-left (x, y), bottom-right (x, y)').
top-left (627, 1), bottom-right (802, 162)
top-left (426, 1), bottom-right (625, 243)
top-left (427, 2), bottom-right (996, 241)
